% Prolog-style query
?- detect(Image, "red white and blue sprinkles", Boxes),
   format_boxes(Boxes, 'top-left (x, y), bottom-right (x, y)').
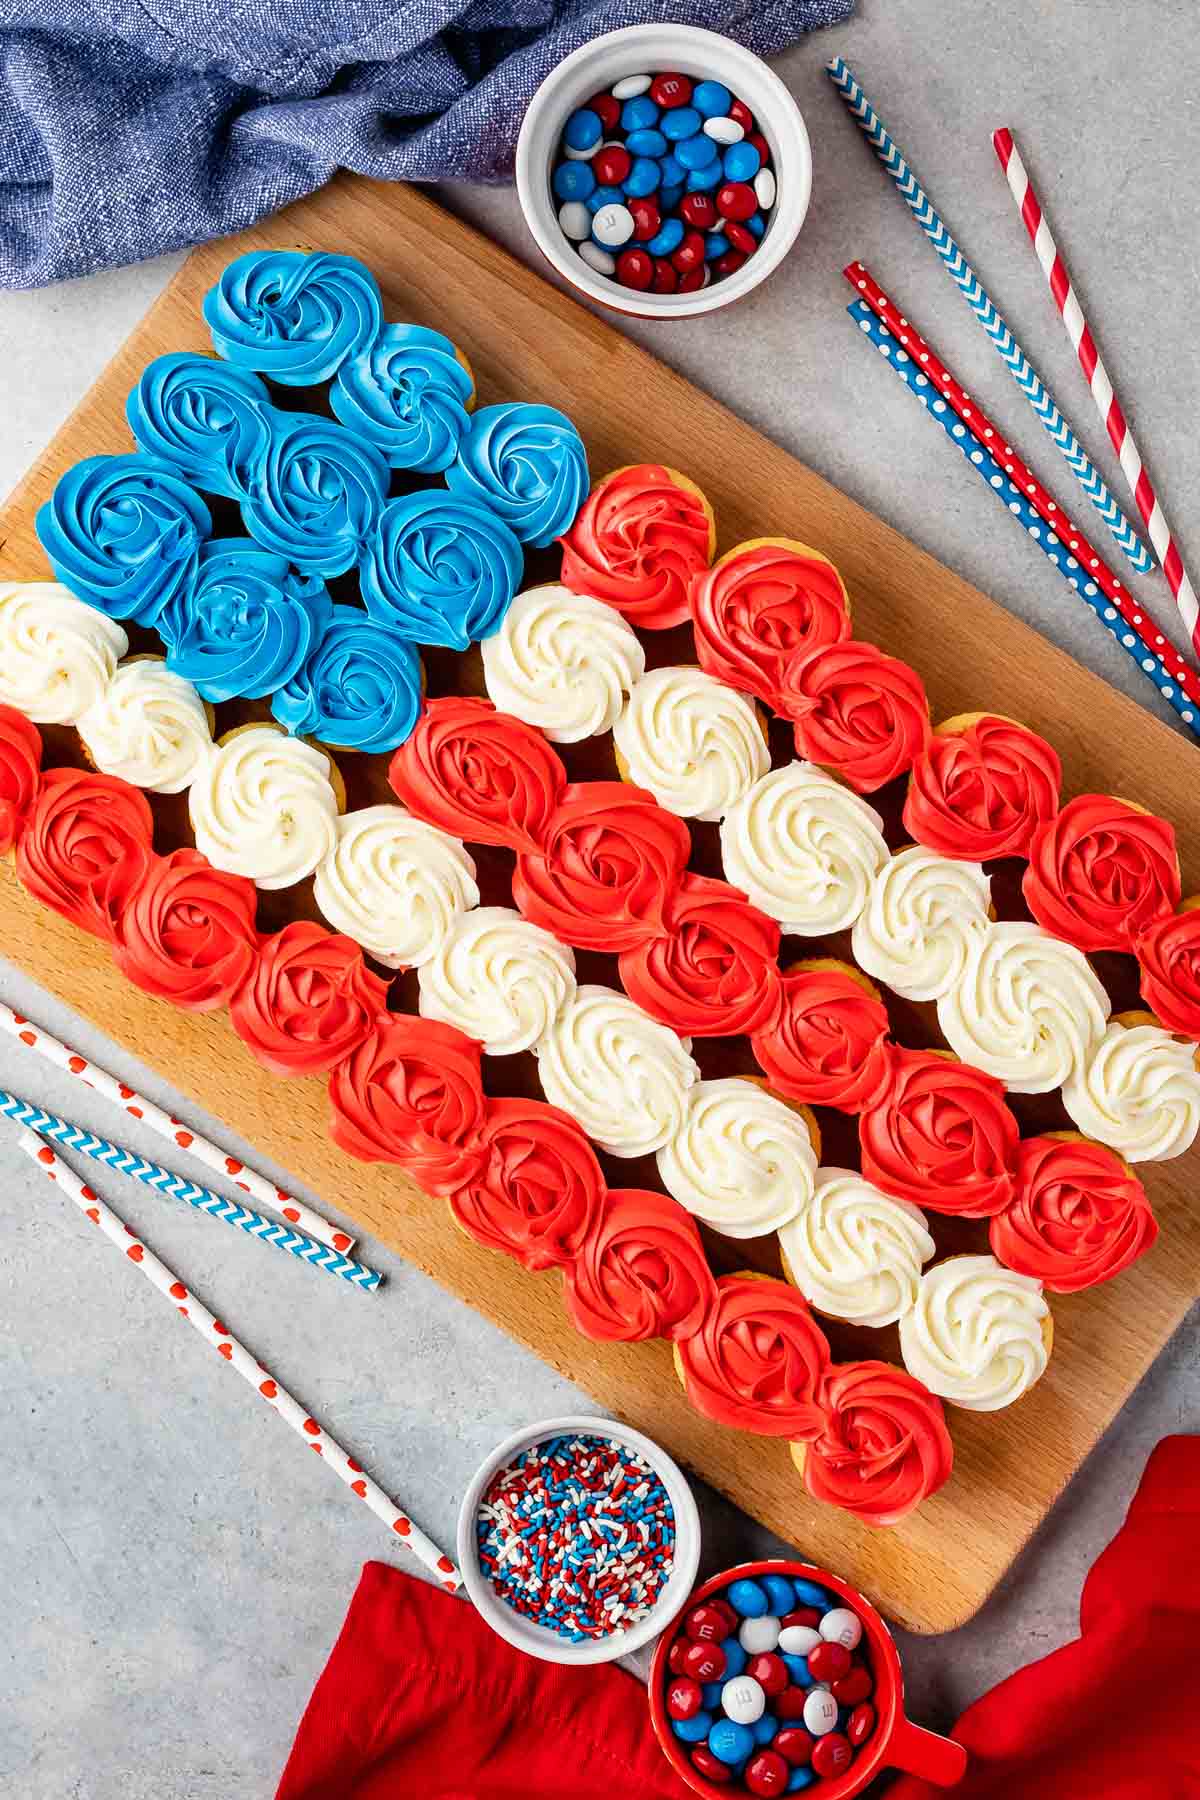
top-left (475, 1432), bottom-right (675, 1641)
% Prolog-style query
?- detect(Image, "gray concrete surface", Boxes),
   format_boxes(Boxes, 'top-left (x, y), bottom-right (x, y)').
top-left (1, 2), bottom-right (1197, 1792)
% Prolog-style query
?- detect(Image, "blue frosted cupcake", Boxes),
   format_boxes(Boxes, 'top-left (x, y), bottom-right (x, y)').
top-left (126, 353), bottom-right (271, 499)
top-left (446, 403), bottom-right (589, 546)
top-left (360, 490), bottom-right (523, 650)
top-left (271, 605), bottom-right (424, 754)
top-left (331, 324), bottom-right (476, 473)
top-left (239, 411), bottom-right (389, 578)
top-left (203, 250), bottom-right (384, 386)
top-left (158, 538), bottom-right (332, 703)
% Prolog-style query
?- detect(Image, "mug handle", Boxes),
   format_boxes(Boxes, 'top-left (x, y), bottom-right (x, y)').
top-left (888, 1716), bottom-right (968, 1788)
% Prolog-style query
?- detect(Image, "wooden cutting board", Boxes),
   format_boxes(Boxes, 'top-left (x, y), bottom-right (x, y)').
top-left (2, 176), bottom-right (1197, 1635)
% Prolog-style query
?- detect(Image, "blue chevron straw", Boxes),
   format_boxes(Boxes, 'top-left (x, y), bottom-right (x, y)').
top-left (0, 1091), bottom-right (382, 1292)
top-left (848, 301), bottom-right (1200, 745)
top-left (827, 58), bottom-right (1155, 580)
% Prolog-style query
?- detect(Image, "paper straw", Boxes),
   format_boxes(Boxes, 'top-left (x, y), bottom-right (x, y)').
top-left (827, 57), bottom-right (1154, 578)
top-left (843, 262), bottom-right (1200, 711)
top-left (0, 1090), bottom-right (382, 1292)
top-left (0, 1001), bottom-right (351, 1254)
top-left (849, 300), bottom-right (1200, 745)
top-left (992, 127), bottom-right (1198, 648)
top-left (18, 1130), bottom-right (460, 1590)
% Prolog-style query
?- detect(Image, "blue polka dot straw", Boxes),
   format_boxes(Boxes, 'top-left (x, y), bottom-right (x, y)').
top-left (848, 300), bottom-right (1200, 747)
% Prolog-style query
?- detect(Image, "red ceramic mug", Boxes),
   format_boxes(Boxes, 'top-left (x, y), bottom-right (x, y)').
top-left (648, 1557), bottom-right (967, 1797)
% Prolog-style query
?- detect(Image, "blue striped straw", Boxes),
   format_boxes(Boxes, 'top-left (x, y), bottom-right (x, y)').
top-left (0, 1091), bottom-right (382, 1292)
top-left (827, 57), bottom-right (1155, 579)
top-left (849, 301), bottom-right (1200, 745)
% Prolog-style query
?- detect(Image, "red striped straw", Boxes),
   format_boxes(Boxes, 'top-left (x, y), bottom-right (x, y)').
top-left (843, 261), bottom-right (1200, 710)
top-left (993, 128), bottom-right (1198, 651)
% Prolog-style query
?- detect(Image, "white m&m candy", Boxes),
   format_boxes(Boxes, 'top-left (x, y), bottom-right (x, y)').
top-left (777, 1624), bottom-right (822, 1657)
top-left (721, 1675), bottom-right (766, 1725)
top-left (578, 242), bottom-right (617, 276)
top-left (591, 202), bottom-right (636, 248)
top-left (754, 167), bottom-right (777, 210)
top-left (612, 73), bottom-right (652, 99)
top-left (803, 1688), bottom-right (840, 1736)
top-left (703, 116), bottom-right (745, 144)
top-left (558, 201), bottom-right (592, 241)
top-left (737, 1614), bottom-right (781, 1654)
top-left (819, 1607), bottom-right (863, 1651)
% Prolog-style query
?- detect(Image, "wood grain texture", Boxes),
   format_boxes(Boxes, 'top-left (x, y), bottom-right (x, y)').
top-left (2, 176), bottom-right (1197, 1634)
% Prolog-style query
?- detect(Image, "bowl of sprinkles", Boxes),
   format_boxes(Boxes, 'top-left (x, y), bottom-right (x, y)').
top-left (516, 24), bottom-right (811, 317)
top-left (458, 1415), bottom-right (701, 1664)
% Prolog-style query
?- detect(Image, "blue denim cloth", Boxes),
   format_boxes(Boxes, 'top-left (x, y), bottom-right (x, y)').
top-left (0, 0), bottom-right (853, 289)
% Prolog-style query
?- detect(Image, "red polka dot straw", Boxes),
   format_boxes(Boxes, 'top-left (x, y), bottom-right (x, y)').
top-left (0, 1000), bottom-right (352, 1255)
top-left (18, 1129), bottom-right (462, 1594)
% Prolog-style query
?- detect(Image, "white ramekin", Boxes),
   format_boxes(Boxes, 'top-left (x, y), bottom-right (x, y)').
top-left (515, 24), bottom-right (812, 319)
top-left (457, 1412), bottom-right (701, 1665)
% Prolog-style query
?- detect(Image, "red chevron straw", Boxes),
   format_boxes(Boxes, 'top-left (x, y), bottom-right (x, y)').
top-left (993, 128), bottom-right (1198, 653)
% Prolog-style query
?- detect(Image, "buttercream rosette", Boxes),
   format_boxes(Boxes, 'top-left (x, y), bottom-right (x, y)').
top-left (158, 539), bottom-right (332, 704)
top-left (794, 1360), bottom-right (954, 1526)
top-left (16, 766), bottom-right (154, 941)
top-left (656, 1078), bottom-right (817, 1239)
top-left (562, 1188), bottom-right (716, 1344)
top-left (899, 1254), bottom-right (1052, 1412)
top-left (313, 805), bottom-right (478, 972)
top-left (480, 585), bottom-right (644, 744)
top-left (204, 250), bottom-right (384, 386)
top-left (990, 1132), bottom-right (1157, 1292)
top-left (389, 697), bottom-right (564, 852)
top-left (0, 580), bottom-right (128, 725)
top-left (229, 919), bottom-right (387, 1077)
top-left (188, 725), bottom-right (341, 891)
top-left (859, 1047), bottom-right (1019, 1218)
top-left (361, 490), bottom-right (523, 649)
top-left (113, 847), bottom-right (258, 1011)
top-left (612, 664), bottom-right (769, 822)
top-left (750, 961), bottom-right (893, 1114)
top-left (619, 873), bottom-right (782, 1039)
top-left (783, 639), bottom-right (931, 794)
top-left (126, 352), bottom-right (271, 498)
top-left (328, 1012), bottom-right (487, 1192)
top-left (720, 761), bottom-right (889, 937)
top-left (331, 323), bottom-right (475, 472)
top-left (0, 705), bottom-right (42, 855)
top-left (241, 410), bottom-right (388, 578)
top-left (511, 782), bottom-right (690, 953)
top-left (271, 604), bottom-right (423, 755)
top-left (77, 658), bottom-right (214, 795)
top-left (559, 463), bottom-right (715, 630)
top-left (778, 1168), bottom-right (935, 1328)
top-left (446, 1095), bottom-right (605, 1271)
top-left (903, 713), bottom-right (1062, 861)
top-left (850, 845), bottom-right (992, 1003)
top-left (416, 905), bottom-right (576, 1056)
top-left (535, 984), bottom-right (698, 1160)
top-left (447, 402), bottom-right (588, 547)
top-left (1023, 794), bottom-right (1181, 953)
top-left (690, 537), bottom-right (852, 708)
top-left (1136, 900), bottom-right (1200, 1037)
top-left (672, 1271), bottom-right (831, 1439)
top-left (1061, 1012), bottom-right (1200, 1162)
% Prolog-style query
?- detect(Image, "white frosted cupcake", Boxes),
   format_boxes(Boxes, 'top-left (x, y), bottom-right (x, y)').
top-left (77, 656), bottom-right (214, 794)
top-left (720, 760), bottom-right (888, 935)
top-left (851, 843), bottom-right (992, 1002)
top-left (778, 1167), bottom-right (935, 1328)
top-left (313, 804), bottom-right (479, 970)
top-left (656, 1077), bottom-right (819, 1239)
top-left (480, 584), bottom-right (645, 742)
top-left (612, 665), bottom-right (769, 821)
top-left (188, 723), bottom-right (342, 891)
top-left (417, 905), bottom-right (576, 1055)
top-left (0, 579), bottom-right (127, 724)
top-left (534, 983), bottom-right (699, 1158)
top-left (1061, 1009), bottom-right (1200, 1162)
top-left (898, 1253), bottom-right (1053, 1411)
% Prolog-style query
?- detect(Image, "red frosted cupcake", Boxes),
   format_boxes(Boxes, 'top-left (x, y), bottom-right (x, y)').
top-left (0, 705), bottom-right (42, 855)
top-left (903, 711), bottom-right (1061, 860)
top-left (751, 958), bottom-right (893, 1113)
top-left (559, 463), bottom-right (716, 630)
top-left (16, 766), bottom-right (153, 941)
top-left (230, 919), bottom-right (388, 1077)
top-left (672, 1270), bottom-right (830, 1439)
top-left (859, 1047), bottom-right (1019, 1218)
top-left (990, 1131), bottom-right (1158, 1292)
top-left (1136, 898), bottom-right (1200, 1037)
top-left (113, 848), bottom-right (258, 1010)
top-left (689, 536), bottom-right (851, 707)
top-left (794, 1360), bottom-right (954, 1526)
top-left (388, 695), bottom-right (564, 852)
top-left (563, 1188), bottom-right (716, 1343)
top-left (619, 873), bottom-right (782, 1038)
top-left (782, 639), bottom-right (931, 793)
top-left (1023, 794), bottom-right (1180, 952)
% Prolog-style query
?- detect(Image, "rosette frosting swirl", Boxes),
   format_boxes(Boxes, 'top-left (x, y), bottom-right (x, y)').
top-left (388, 697), bottom-right (565, 852)
top-left (229, 919), bottom-right (387, 1076)
top-left (990, 1133), bottom-right (1157, 1292)
top-left (936, 921), bottom-right (1111, 1095)
top-left (0, 705), bottom-right (42, 856)
top-left (1061, 1016), bottom-right (1200, 1161)
top-left (512, 782), bottom-right (690, 952)
top-left (204, 250), bottom-right (384, 385)
top-left (113, 847), bottom-right (258, 1011)
top-left (448, 1096), bottom-right (605, 1271)
top-left (784, 640), bottom-right (931, 794)
top-left (613, 665), bottom-right (769, 821)
top-left (327, 1012), bottom-right (487, 1192)
top-left (721, 762), bottom-right (889, 935)
top-left (188, 726), bottom-right (340, 890)
top-left (657, 1077), bottom-right (817, 1239)
top-left (798, 1361), bottom-right (954, 1526)
top-left (240, 412), bottom-right (388, 578)
top-left (1023, 794), bottom-right (1180, 952)
top-left (331, 323), bottom-right (474, 472)
top-left (535, 984), bottom-right (699, 1159)
top-left (417, 905), bottom-right (576, 1056)
top-left (1137, 903), bottom-right (1200, 1037)
top-left (480, 585), bottom-right (644, 743)
top-left (691, 538), bottom-right (852, 707)
top-left (859, 1047), bottom-right (1019, 1218)
top-left (271, 605), bottom-right (423, 754)
top-left (447, 403), bottom-right (589, 547)
top-left (125, 353), bottom-right (271, 497)
top-left (16, 767), bottom-right (154, 941)
top-left (778, 1168), bottom-right (935, 1327)
top-left (36, 454), bottom-right (212, 625)
top-left (898, 1254), bottom-right (1050, 1412)
top-left (361, 491), bottom-right (523, 649)
top-left (0, 581), bottom-right (127, 724)
top-left (751, 963), bottom-right (893, 1113)
top-left (564, 1188), bottom-right (717, 1344)
top-left (851, 845), bottom-right (992, 1003)
top-left (158, 539), bottom-right (332, 703)
top-left (313, 804), bottom-right (479, 971)
top-left (903, 714), bottom-right (1062, 861)
top-left (673, 1272), bottom-right (831, 1439)
top-left (559, 463), bottom-right (714, 630)
top-left (77, 659), bottom-right (214, 794)
top-left (619, 874), bottom-right (782, 1038)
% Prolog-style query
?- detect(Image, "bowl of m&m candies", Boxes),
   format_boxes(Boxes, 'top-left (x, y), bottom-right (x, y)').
top-left (649, 1560), bottom-right (968, 1797)
top-left (516, 25), bottom-right (811, 317)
